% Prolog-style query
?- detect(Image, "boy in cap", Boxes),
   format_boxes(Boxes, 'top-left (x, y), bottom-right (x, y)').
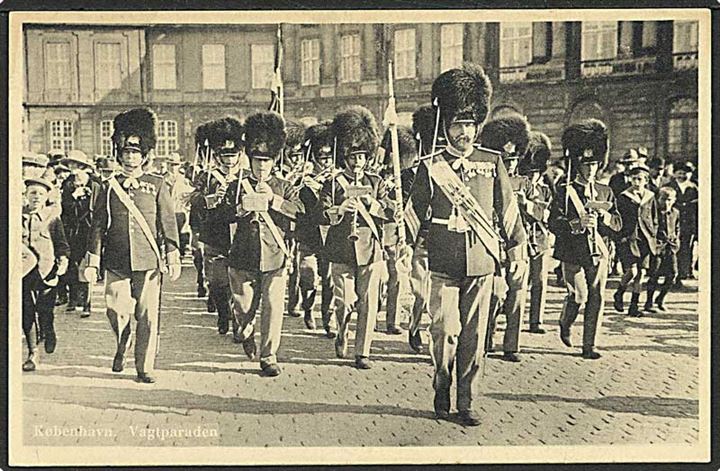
top-left (22, 176), bottom-right (70, 370)
top-left (320, 106), bottom-right (391, 370)
top-left (668, 162), bottom-right (698, 282)
top-left (481, 113), bottom-right (531, 363)
top-left (60, 150), bottom-right (102, 317)
top-left (83, 108), bottom-right (181, 383)
top-left (222, 111), bottom-right (303, 377)
top-left (548, 119), bottom-right (622, 359)
top-left (613, 165), bottom-right (658, 317)
top-left (190, 118), bottom-right (244, 333)
top-left (645, 186), bottom-right (680, 312)
top-left (404, 64), bottom-right (527, 425)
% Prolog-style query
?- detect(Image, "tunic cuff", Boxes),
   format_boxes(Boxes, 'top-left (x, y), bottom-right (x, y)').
top-left (85, 252), bottom-right (101, 269)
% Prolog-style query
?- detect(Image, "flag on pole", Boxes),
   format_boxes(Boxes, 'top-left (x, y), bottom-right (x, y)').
top-left (268, 24), bottom-right (284, 115)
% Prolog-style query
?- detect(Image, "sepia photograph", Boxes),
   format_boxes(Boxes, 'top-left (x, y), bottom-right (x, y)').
top-left (7, 8), bottom-right (711, 466)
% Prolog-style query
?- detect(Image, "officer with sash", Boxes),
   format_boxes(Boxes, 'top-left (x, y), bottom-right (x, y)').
top-left (481, 113), bottom-right (531, 363)
top-left (404, 64), bottom-right (527, 425)
top-left (190, 118), bottom-right (244, 334)
top-left (319, 106), bottom-right (390, 370)
top-left (293, 121), bottom-right (340, 337)
top-left (83, 108), bottom-right (181, 383)
top-left (548, 119), bottom-right (622, 360)
top-left (518, 131), bottom-right (554, 334)
top-left (221, 111), bottom-right (303, 377)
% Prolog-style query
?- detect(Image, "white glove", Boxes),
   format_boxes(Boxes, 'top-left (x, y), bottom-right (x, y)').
top-left (83, 267), bottom-right (98, 284)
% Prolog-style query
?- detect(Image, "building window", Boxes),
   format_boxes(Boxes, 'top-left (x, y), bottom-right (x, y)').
top-left (394, 28), bottom-right (416, 79)
top-left (157, 120), bottom-right (178, 157)
top-left (49, 120), bottom-right (74, 153)
top-left (45, 41), bottom-right (71, 91)
top-left (500, 22), bottom-right (533, 68)
top-left (100, 120), bottom-right (114, 157)
top-left (440, 24), bottom-right (464, 72)
top-left (300, 38), bottom-right (320, 86)
top-left (95, 42), bottom-right (122, 91)
top-left (202, 44), bottom-right (226, 90)
top-left (667, 98), bottom-right (698, 161)
top-left (673, 20), bottom-right (698, 70)
top-left (581, 21), bottom-right (618, 61)
top-left (152, 44), bottom-right (177, 90)
top-left (340, 34), bottom-right (361, 83)
top-left (251, 44), bottom-right (275, 89)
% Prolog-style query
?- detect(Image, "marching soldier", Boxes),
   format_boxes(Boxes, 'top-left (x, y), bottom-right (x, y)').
top-left (60, 150), bottom-right (101, 318)
top-left (481, 113), bottom-right (531, 363)
top-left (379, 125), bottom-right (417, 336)
top-left (221, 111), bottom-right (303, 377)
top-left (518, 131), bottom-right (554, 334)
top-left (404, 64), bottom-right (528, 425)
top-left (293, 121), bottom-right (340, 337)
top-left (319, 106), bottom-right (390, 370)
top-left (189, 118), bottom-right (244, 332)
top-left (22, 176), bottom-right (70, 371)
top-left (548, 119), bottom-right (622, 360)
top-left (82, 108), bottom-right (181, 383)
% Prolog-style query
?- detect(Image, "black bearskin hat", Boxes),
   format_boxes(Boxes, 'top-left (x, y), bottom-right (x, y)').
top-left (244, 111), bottom-right (287, 159)
top-left (112, 108), bottom-right (157, 157)
top-left (284, 120), bottom-right (307, 153)
top-left (480, 112), bottom-right (530, 158)
top-left (520, 131), bottom-right (551, 174)
top-left (412, 104), bottom-right (441, 156)
top-left (303, 120), bottom-right (334, 161)
top-left (380, 125), bottom-right (417, 171)
top-left (431, 63), bottom-right (492, 131)
top-left (206, 117), bottom-right (244, 156)
top-left (562, 119), bottom-right (609, 170)
top-left (194, 122), bottom-right (211, 149)
top-left (332, 106), bottom-right (379, 169)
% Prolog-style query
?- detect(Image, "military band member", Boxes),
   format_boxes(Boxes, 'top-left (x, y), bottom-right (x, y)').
top-left (190, 118), bottom-right (244, 333)
top-left (518, 131), bottom-right (554, 333)
top-left (319, 106), bottom-right (390, 370)
top-left (83, 108), bottom-right (181, 383)
top-left (613, 165), bottom-right (658, 317)
top-left (548, 119), bottom-right (622, 360)
top-left (22, 177), bottom-right (70, 371)
top-left (222, 111), bottom-right (303, 377)
top-left (482, 113), bottom-right (531, 363)
top-left (404, 64), bottom-right (527, 425)
top-left (379, 125), bottom-right (417, 336)
top-left (60, 150), bottom-right (101, 318)
top-left (406, 104), bottom-right (437, 354)
top-left (294, 121), bottom-right (339, 337)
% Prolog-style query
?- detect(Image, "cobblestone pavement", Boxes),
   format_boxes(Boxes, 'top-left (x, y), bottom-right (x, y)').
top-left (21, 256), bottom-right (700, 447)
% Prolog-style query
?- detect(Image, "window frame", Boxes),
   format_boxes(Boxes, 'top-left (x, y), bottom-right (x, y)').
top-left (300, 38), bottom-right (321, 86)
top-left (201, 44), bottom-right (227, 91)
top-left (99, 120), bottom-right (114, 157)
top-left (440, 24), bottom-right (464, 73)
top-left (393, 28), bottom-right (417, 80)
top-left (44, 41), bottom-right (72, 92)
top-left (94, 41), bottom-right (123, 91)
top-left (581, 21), bottom-right (619, 62)
top-left (156, 120), bottom-right (179, 157)
top-left (152, 44), bottom-right (177, 90)
top-left (666, 98), bottom-right (698, 161)
top-left (251, 43), bottom-right (276, 90)
top-left (49, 119), bottom-right (74, 153)
top-left (339, 33), bottom-right (361, 83)
top-left (500, 22), bottom-right (533, 69)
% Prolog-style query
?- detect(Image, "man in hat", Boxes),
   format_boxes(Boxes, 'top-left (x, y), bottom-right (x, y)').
top-left (405, 104), bottom-right (437, 354)
top-left (378, 124), bottom-right (417, 336)
top-left (518, 131), bottom-right (554, 334)
top-left (160, 152), bottom-right (193, 255)
top-left (221, 111), bottom-right (303, 377)
top-left (82, 108), bottom-right (181, 383)
top-left (612, 165), bottom-right (658, 317)
top-left (481, 113), bottom-right (531, 363)
top-left (320, 105), bottom-right (391, 370)
top-left (22, 152), bottom-right (49, 180)
top-left (60, 149), bottom-right (102, 317)
top-left (22, 176), bottom-right (70, 371)
top-left (668, 161), bottom-right (698, 282)
top-left (95, 156), bottom-right (118, 181)
top-left (404, 64), bottom-right (527, 425)
top-left (548, 119), bottom-right (622, 360)
top-left (609, 149), bottom-right (640, 198)
top-left (647, 157), bottom-right (669, 192)
top-left (190, 117), bottom-right (244, 333)
top-left (292, 121), bottom-right (339, 337)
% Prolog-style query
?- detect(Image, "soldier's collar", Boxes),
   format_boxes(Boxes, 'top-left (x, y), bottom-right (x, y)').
top-left (445, 144), bottom-right (473, 159)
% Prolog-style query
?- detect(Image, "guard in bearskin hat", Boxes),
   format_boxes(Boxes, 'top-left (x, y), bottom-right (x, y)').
top-left (292, 121), bottom-right (339, 337)
top-left (403, 63), bottom-right (527, 426)
top-left (319, 105), bottom-right (391, 370)
top-left (481, 112), bottom-right (531, 364)
top-left (22, 176), bottom-right (70, 371)
top-left (221, 111), bottom-right (303, 377)
top-left (82, 108), bottom-right (181, 383)
top-left (189, 117), bottom-right (244, 333)
top-left (378, 124), bottom-right (417, 336)
top-left (548, 119), bottom-right (622, 360)
top-left (60, 149), bottom-right (101, 318)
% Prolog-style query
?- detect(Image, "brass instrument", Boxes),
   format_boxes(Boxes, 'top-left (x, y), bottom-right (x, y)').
top-left (347, 169), bottom-right (363, 241)
top-left (586, 177), bottom-right (601, 262)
